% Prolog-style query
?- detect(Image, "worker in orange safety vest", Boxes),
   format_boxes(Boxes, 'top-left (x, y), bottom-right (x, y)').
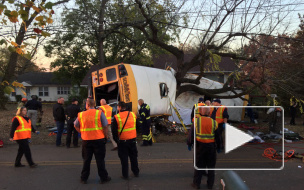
top-left (9, 107), bottom-right (39, 168)
top-left (74, 98), bottom-right (111, 184)
top-left (191, 97), bottom-right (206, 122)
top-left (111, 101), bottom-right (139, 180)
top-left (187, 106), bottom-right (218, 189)
top-left (210, 99), bottom-right (229, 153)
top-left (99, 99), bottom-right (117, 151)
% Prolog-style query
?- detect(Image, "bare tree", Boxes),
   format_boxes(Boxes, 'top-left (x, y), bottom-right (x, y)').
top-left (125, 0), bottom-right (299, 99)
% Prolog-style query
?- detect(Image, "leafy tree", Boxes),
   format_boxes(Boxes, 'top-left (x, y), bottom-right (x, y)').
top-left (0, 0), bottom-right (70, 109)
top-left (45, 0), bottom-right (180, 84)
top-left (240, 16), bottom-right (304, 110)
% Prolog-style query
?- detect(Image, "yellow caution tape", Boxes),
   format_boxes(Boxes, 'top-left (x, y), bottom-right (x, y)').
top-left (150, 128), bottom-right (155, 143)
top-left (170, 101), bottom-right (188, 134)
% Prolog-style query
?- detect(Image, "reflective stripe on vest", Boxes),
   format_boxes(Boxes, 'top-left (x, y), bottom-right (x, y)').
top-left (115, 111), bottom-right (136, 140)
top-left (100, 105), bottom-right (113, 123)
top-left (78, 109), bottom-right (104, 140)
top-left (215, 105), bottom-right (226, 124)
top-left (195, 117), bottom-right (217, 143)
top-left (195, 103), bottom-right (206, 115)
top-left (79, 110), bottom-right (102, 131)
top-left (13, 116), bottom-right (31, 140)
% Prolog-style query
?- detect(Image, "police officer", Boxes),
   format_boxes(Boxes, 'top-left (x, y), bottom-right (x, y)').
top-left (138, 99), bottom-right (152, 146)
top-left (65, 98), bottom-right (81, 148)
top-left (99, 99), bottom-right (117, 151)
top-left (191, 97), bottom-right (206, 122)
top-left (74, 98), bottom-right (111, 184)
top-left (188, 107), bottom-right (218, 189)
top-left (112, 102), bottom-right (139, 179)
top-left (211, 99), bottom-right (228, 153)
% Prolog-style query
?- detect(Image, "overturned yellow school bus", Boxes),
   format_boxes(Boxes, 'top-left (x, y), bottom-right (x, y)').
top-left (89, 63), bottom-right (176, 116)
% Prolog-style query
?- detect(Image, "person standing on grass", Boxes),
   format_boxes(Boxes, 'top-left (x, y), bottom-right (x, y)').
top-left (25, 95), bottom-right (42, 130)
top-left (53, 97), bottom-right (66, 147)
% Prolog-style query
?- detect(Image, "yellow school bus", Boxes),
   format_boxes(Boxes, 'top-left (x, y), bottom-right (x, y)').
top-left (89, 63), bottom-right (177, 116)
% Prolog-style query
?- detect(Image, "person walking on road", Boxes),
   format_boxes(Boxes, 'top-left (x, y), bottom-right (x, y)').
top-left (99, 99), bottom-right (117, 151)
top-left (210, 99), bottom-right (228, 153)
top-left (187, 106), bottom-right (218, 189)
top-left (53, 97), bottom-right (66, 147)
top-left (25, 95), bottom-right (42, 129)
top-left (65, 98), bottom-right (81, 148)
top-left (10, 107), bottom-right (39, 168)
top-left (74, 98), bottom-right (111, 184)
top-left (138, 99), bottom-right (152, 146)
top-left (112, 102), bottom-right (139, 179)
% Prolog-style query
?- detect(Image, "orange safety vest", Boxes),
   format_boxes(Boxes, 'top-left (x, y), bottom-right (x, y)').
top-left (192, 103), bottom-right (206, 122)
top-left (215, 105), bottom-right (226, 124)
top-left (114, 111), bottom-right (136, 140)
top-left (78, 109), bottom-right (104, 140)
top-left (13, 116), bottom-right (32, 140)
top-left (99, 105), bottom-right (113, 124)
top-left (195, 103), bottom-right (206, 115)
top-left (195, 116), bottom-right (218, 143)
top-left (209, 107), bottom-right (214, 117)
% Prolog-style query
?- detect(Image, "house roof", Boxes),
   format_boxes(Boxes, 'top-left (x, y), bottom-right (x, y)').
top-left (152, 54), bottom-right (237, 73)
top-left (17, 72), bottom-right (71, 86)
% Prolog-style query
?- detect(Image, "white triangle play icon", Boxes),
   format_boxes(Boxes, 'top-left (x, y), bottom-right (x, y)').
top-left (225, 123), bottom-right (254, 154)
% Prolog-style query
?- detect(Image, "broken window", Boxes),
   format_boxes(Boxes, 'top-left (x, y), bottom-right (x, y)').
top-left (160, 83), bottom-right (168, 98)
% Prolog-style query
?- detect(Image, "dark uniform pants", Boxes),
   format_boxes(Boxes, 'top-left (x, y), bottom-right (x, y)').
top-left (15, 139), bottom-right (34, 166)
top-left (215, 123), bottom-right (224, 150)
top-left (81, 139), bottom-right (108, 181)
top-left (142, 120), bottom-right (152, 145)
top-left (66, 119), bottom-right (78, 147)
top-left (118, 138), bottom-right (139, 178)
top-left (193, 142), bottom-right (216, 188)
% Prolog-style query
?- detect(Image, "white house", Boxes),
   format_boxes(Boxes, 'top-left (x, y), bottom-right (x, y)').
top-left (9, 72), bottom-right (77, 102)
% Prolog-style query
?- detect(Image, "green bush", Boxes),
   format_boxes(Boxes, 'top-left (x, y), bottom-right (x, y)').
top-left (65, 87), bottom-right (88, 107)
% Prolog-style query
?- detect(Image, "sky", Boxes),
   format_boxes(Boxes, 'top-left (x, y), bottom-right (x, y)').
top-left (30, 0), bottom-right (304, 71)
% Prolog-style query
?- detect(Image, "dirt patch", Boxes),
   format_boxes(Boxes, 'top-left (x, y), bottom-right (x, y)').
top-left (0, 104), bottom-right (58, 146)
top-left (1, 104), bottom-right (303, 146)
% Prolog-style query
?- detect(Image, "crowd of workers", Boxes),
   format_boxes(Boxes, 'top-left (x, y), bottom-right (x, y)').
top-left (10, 95), bottom-right (229, 189)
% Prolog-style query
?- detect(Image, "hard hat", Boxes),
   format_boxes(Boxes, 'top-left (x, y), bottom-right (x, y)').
top-left (21, 98), bottom-right (27, 102)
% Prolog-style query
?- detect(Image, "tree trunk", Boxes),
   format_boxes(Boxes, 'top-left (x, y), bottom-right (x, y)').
top-left (98, 0), bottom-right (109, 68)
top-left (2, 52), bottom-right (19, 83)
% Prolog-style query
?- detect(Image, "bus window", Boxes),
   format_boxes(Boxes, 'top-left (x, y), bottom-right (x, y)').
top-left (106, 68), bottom-right (117, 82)
top-left (160, 83), bottom-right (168, 98)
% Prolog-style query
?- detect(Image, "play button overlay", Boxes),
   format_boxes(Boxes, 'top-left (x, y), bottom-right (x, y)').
top-left (225, 123), bottom-right (254, 154)
top-left (193, 106), bottom-right (284, 170)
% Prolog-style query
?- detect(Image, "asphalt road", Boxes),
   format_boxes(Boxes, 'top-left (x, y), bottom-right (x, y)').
top-left (0, 142), bottom-right (303, 190)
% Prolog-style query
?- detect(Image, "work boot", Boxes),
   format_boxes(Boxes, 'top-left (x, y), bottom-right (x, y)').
top-left (30, 163), bottom-right (38, 168)
top-left (80, 179), bottom-right (87, 184)
top-left (100, 176), bottom-right (111, 184)
top-left (120, 176), bottom-right (129, 180)
top-left (15, 164), bottom-right (25, 167)
top-left (191, 183), bottom-right (200, 189)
